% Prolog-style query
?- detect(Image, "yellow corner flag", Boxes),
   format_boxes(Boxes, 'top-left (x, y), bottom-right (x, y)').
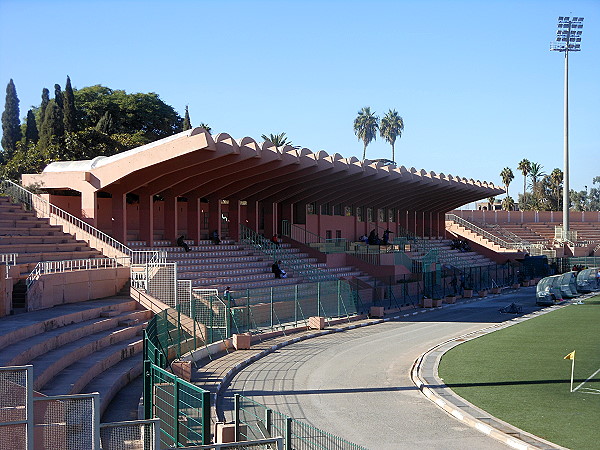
top-left (564, 351), bottom-right (575, 360)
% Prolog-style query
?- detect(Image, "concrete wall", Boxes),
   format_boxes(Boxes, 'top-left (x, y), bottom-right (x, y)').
top-left (0, 269), bottom-right (10, 317)
top-left (26, 267), bottom-right (130, 311)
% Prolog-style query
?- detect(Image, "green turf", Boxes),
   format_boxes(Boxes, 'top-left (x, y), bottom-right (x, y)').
top-left (438, 296), bottom-right (600, 450)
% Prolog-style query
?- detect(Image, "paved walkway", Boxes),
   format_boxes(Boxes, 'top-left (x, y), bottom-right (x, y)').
top-left (190, 287), bottom-right (569, 449)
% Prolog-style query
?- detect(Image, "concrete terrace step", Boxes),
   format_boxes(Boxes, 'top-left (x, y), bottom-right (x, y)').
top-left (177, 261), bottom-right (272, 271)
top-left (0, 235), bottom-right (79, 244)
top-left (0, 309), bottom-right (151, 367)
top-left (32, 321), bottom-right (147, 391)
top-left (85, 356), bottom-right (143, 418)
top-left (179, 267), bottom-right (272, 278)
top-left (0, 297), bottom-right (138, 352)
top-left (15, 250), bottom-right (102, 264)
top-left (199, 277), bottom-right (304, 291)
top-left (0, 242), bottom-right (92, 253)
top-left (40, 335), bottom-right (143, 397)
top-left (0, 226), bottom-right (66, 236)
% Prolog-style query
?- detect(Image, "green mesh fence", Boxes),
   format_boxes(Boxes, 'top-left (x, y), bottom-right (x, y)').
top-left (236, 395), bottom-right (366, 450)
top-left (144, 362), bottom-right (210, 448)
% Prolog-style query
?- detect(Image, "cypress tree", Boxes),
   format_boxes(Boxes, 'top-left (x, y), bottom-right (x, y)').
top-left (96, 111), bottom-right (113, 134)
top-left (63, 76), bottom-right (76, 133)
top-left (53, 84), bottom-right (64, 137)
top-left (183, 105), bottom-right (191, 131)
top-left (40, 88), bottom-right (50, 124)
top-left (25, 109), bottom-right (39, 144)
top-left (39, 101), bottom-right (62, 149)
top-left (1, 79), bottom-right (22, 161)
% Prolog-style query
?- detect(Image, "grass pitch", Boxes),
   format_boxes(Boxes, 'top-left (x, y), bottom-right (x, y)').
top-left (438, 296), bottom-right (600, 450)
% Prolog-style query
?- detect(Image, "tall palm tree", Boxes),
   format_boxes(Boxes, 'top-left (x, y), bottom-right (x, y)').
top-left (500, 167), bottom-right (514, 196)
top-left (198, 122), bottom-right (211, 133)
top-left (353, 107), bottom-right (379, 160)
top-left (517, 158), bottom-right (531, 197)
top-left (379, 109), bottom-right (404, 162)
top-left (261, 132), bottom-right (292, 148)
top-left (502, 196), bottom-right (515, 211)
top-left (488, 196), bottom-right (496, 210)
top-left (528, 162), bottom-right (545, 191)
top-left (550, 168), bottom-right (563, 208)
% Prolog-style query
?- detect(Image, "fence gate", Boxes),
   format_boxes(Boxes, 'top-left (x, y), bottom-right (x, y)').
top-left (192, 288), bottom-right (229, 343)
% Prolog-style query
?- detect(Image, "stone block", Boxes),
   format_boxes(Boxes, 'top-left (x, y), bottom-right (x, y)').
top-left (172, 360), bottom-right (192, 381)
top-left (309, 316), bottom-right (326, 330)
top-left (369, 306), bottom-right (384, 318)
top-left (233, 333), bottom-right (251, 350)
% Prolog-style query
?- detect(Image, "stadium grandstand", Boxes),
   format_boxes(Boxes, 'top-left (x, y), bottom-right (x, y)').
top-left (2, 127), bottom-right (596, 449)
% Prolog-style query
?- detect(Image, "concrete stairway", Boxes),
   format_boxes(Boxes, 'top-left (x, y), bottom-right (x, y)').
top-left (129, 238), bottom-right (367, 293)
top-left (0, 293), bottom-right (151, 417)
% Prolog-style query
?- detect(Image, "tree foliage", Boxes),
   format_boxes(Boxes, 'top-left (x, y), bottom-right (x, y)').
top-left (261, 132), bottom-right (292, 147)
top-left (354, 106), bottom-right (379, 160)
top-left (499, 167), bottom-right (514, 196)
top-left (63, 76), bottom-right (77, 133)
top-left (1, 79), bottom-right (22, 162)
top-left (25, 109), bottom-right (39, 144)
top-left (379, 109), bottom-right (404, 162)
top-left (183, 105), bottom-right (191, 131)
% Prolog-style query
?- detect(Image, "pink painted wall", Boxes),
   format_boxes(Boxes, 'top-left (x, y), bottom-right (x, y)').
top-left (451, 209), bottom-right (600, 225)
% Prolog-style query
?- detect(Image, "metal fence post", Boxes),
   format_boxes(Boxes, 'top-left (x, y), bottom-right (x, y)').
top-left (337, 280), bottom-right (341, 317)
top-left (26, 365), bottom-right (33, 450)
top-left (143, 360), bottom-right (152, 420)
top-left (317, 282), bottom-right (321, 315)
top-left (234, 394), bottom-right (240, 442)
top-left (151, 418), bottom-right (161, 450)
top-left (174, 378), bottom-right (180, 447)
top-left (202, 391), bottom-right (211, 445)
top-left (246, 289), bottom-right (250, 332)
top-left (270, 287), bottom-right (274, 330)
top-left (266, 408), bottom-right (273, 437)
top-left (92, 392), bottom-right (101, 450)
top-left (285, 417), bottom-right (293, 449)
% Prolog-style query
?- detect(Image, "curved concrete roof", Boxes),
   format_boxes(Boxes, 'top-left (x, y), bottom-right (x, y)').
top-left (22, 127), bottom-right (504, 211)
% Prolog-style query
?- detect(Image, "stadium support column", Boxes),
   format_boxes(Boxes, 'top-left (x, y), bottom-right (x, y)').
top-left (80, 189), bottom-right (98, 228)
top-left (228, 198), bottom-right (241, 241)
top-left (138, 189), bottom-right (154, 247)
top-left (246, 200), bottom-right (259, 232)
top-left (163, 191), bottom-right (178, 243)
top-left (111, 190), bottom-right (127, 243)
top-left (186, 195), bottom-right (201, 244)
top-left (263, 202), bottom-right (277, 237)
top-left (208, 197), bottom-right (222, 238)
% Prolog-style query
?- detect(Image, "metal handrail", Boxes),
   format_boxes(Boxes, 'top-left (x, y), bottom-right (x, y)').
top-left (0, 180), bottom-right (164, 266)
top-left (446, 213), bottom-right (532, 251)
top-left (240, 224), bottom-right (338, 282)
top-left (25, 257), bottom-right (124, 289)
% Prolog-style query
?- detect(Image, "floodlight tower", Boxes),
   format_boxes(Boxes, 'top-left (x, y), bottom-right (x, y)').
top-left (551, 16), bottom-right (584, 241)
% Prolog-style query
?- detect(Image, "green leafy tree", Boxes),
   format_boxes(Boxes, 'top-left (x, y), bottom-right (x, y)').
top-left (63, 76), bottom-right (77, 133)
top-left (379, 109), bottom-right (404, 162)
top-left (261, 132), bottom-right (292, 147)
top-left (25, 109), bottom-right (39, 144)
top-left (354, 106), bottom-right (379, 160)
top-left (73, 85), bottom-right (182, 140)
top-left (1, 79), bottom-right (22, 162)
top-left (53, 84), bottom-right (64, 138)
top-left (517, 158), bottom-right (531, 197)
top-left (588, 176), bottom-right (600, 211)
top-left (500, 167), bottom-right (514, 197)
top-left (183, 105), bottom-right (191, 131)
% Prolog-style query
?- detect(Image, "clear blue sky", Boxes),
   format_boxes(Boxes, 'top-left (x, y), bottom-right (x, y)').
top-left (1, 0), bottom-right (598, 206)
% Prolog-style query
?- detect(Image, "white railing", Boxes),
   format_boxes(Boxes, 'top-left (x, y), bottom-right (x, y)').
top-left (25, 257), bottom-right (122, 289)
top-left (1, 180), bottom-right (166, 291)
top-left (446, 213), bottom-right (532, 251)
top-left (0, 253), bottom-right (18, 265)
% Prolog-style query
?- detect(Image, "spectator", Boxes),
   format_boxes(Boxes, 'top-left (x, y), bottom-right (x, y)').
top-left (176, 235), bottom-right (190, 252)
top-left (211, 230), bottom-right (221, 245)
top-left (271, 234), bottom-right (280, 247)
top-left (271, 260), bottom-right (287, 279)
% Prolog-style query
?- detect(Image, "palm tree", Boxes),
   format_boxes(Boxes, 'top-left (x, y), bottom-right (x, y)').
top-left (261, 132), bottom-right (292, 148)
top-left (528, 162), bottom-right (545, 191)
top-left (353, 107), bottom-right (379, 160)
top-left (488, 196), bottom-right (496, 210)
top-left (500, 167), bottom-right (514, 196)
top-left (517, 159), bottom-right (531, 197)
top-left (502, 196), bottom-right (515, 211)
top-left (379, 109), bottom-right (404, 162)
top-left (198, 122), bottom-right (211, 133)
top-left (550, 168), bottom-right (563, 208)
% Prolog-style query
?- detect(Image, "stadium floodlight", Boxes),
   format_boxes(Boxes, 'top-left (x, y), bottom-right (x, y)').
top-left (550, 16), bottom-right (584, 241)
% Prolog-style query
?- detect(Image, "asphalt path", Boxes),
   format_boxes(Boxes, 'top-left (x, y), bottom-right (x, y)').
top-left (223, 287), bottom-right (541, 449)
